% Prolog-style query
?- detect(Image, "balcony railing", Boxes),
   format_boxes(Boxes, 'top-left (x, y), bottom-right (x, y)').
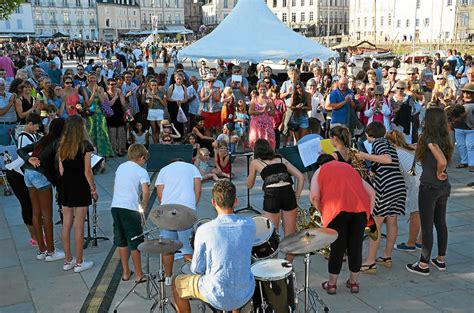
top-left (35, 20), bottom-right (44, 25)
top-left (77, 20), bottom-right (84, 26)
top-left (89, 19), bottom-right (96, 26)
top-left (50, 19), bottom-right (58, 25)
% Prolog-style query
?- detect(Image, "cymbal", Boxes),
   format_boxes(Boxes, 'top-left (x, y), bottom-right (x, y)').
top-left (279, 228), bottom-right (338, 254)
top-left (148, 204), bottom-right (197, 230)
top-left (138, 238), bottom-right (183, 254)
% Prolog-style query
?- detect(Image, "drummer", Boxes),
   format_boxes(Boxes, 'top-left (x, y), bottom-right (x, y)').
top-left (172, 180), bottom-right (256, 313)
top-left (156, 159), bottom-right (202, 286)
top-left (309, 154), bottom-right (375, 294)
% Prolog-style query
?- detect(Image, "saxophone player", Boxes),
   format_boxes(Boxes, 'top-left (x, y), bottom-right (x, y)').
top-left (309, 154), bottom-right (376, 295)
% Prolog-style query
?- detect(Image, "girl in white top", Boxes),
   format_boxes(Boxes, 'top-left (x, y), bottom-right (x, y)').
top-left (131, 122), bottom-right (149, 146)
top-left (166, 73), bottom-right (188, 135)
top-left (386, 130), bottom-right (422, 251)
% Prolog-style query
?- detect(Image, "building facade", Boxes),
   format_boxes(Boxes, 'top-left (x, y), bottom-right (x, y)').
top-left (32, 0), bottom-right (98, 40)
top-left (457, 0), bottom-right (474, 41)
top-left (139, 0), bottom-right (185, 31)
top-left (201, 0), bottom-right (237, 26)
top-left (0, 3), bottom-right (35, 36)
top-left (97, 0), bottom-right (141, 40)
top-left (348, 0), bottom-right (460, 43)
top-left (184, 0), bottom-right (203, 32)
top-left (268, 0), bottom-right (349, 36)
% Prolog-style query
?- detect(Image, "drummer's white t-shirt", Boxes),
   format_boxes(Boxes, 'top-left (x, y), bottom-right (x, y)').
top-left (155, 161), bottom-right (202, 210)
top-left (111, 161), bottom-right (150, 212)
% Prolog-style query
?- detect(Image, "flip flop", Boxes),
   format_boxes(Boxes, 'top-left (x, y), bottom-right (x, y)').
top-left (360, 263), bottom-right (377, 274)
top-left (121, 270), bottom-right (134, 281)
top-left (135, 276), bottom-right (146, 284)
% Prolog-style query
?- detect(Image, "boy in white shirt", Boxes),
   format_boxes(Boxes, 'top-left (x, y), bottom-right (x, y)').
top-left (111, 144), bottom-right (150, 282)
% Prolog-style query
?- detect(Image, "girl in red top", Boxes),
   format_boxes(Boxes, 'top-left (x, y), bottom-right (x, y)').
top-left (214, 141), bottom-right (231, 178)
top-left (310, 154), bottom-right (376, 295)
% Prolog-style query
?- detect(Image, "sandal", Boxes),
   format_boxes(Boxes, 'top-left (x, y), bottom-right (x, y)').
top-left (321, 281), bottom-right (337, 295)
top-left (456, 163), bottom-right (468, 169)
top-left (121, 270), bottom-right (134, 281)
top-left (346, 279), bottom-right (360, 294)
top-left (376, 256), bottom-right (393, 268)
top-left (360, 263), bottom-right (377, 274)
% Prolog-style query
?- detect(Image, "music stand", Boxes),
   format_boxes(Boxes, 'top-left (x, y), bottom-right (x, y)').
top-left (232, 151), bottom-right (260, 215)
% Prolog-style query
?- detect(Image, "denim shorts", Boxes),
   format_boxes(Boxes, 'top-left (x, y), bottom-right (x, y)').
top-left (160, 227), bottom-right (193, 255)
top-left (292, 113), bottom-right (309, 129)
top-left (24, 169), bottom-right (51, 190)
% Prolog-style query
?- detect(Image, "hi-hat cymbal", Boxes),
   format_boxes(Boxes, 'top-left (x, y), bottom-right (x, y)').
top-left (138, 238), bottom-right (183, 254)
top-left (279, 228), bottom-right (338, 254)
top-left (148, 204), bottom-right (197, 230)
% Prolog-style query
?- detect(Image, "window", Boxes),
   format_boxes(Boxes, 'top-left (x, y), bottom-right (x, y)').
top-left (406, 19), bottom-right (409, 27)
top-left (283, 0), bottom-right (286, 6)
top-left (309, 12), bottom-right (313, 21)
top-left (223, 0), bottom-right (228, 8)
top-left (424, 18), bottom-right (429, 26)
top-left (106, 18), bottom-right (110, 27)
top-left (310, 0), bottom-right (313, 4)
top-left (301, 0), bottom-right (304, 5)
top-left (76, 0), bottom-right (80, 6)
top-left (380, 16), bottom-right (383, 26)
top-left (415, 18), bottom-right (419, 27)
top-left (396, 19), bottom-right (400, 28)
top-left (35, 12), bottom-right (42, 22)
top-left (357, 17), bottom-right (360, 27)
top-left (175, 0), bottom-right (178, 7)
top-left (15, 6), bottom-right (21, 13)
top-left (364, 17), bottom-right (367, 26)
top-left (17, 19), bottom-right (22, 29)
top-left (282, 12), bottom-right (287, 22)
top-left (447, 0), bottom-right (452, 5)
top-left (64, 12), bottom-right (70, 24)
top-left (133, 20), bottom-right (136, 27)
top-left (165, 0), bottom-right (170, 7)
top-left (301, 12), bottom-right (305, 21)
top-left (273, 0), bottom-right (277, 7)
top-left (445, 31), bottom-right (450, 38)
top-left (460, 12), bottom-right (469, 26)
top-left (291, 12), bottom-right (296, 22)
top-left (175, 13), bottom-right (180, 23)
top-left (416, 0), bottom-right (420, 8)
top-left (292, 0), bottom-right (295, 6)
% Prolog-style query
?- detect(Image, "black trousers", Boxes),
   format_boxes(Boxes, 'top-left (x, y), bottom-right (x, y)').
top-left (6, 169), bottom-right (33, 225)
top-left (418, 183), bottom-right (450, 263)
top-left (327, 212), bottom-right (366, 275)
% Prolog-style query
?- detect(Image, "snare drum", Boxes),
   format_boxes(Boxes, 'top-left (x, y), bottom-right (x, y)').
top-left (251, 258), bottom-right (296, 313)
top-left (252, 216), bottom-right (280, 261)
top-left (180, 261), bottom-right (192, 275)
top-left (189, 218), bottom-right (212, 250)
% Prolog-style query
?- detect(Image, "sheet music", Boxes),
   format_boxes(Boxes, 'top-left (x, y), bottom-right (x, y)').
top-left (297, 137), bottom-right (321, 168)
top-left (91, 153), bottom-right (104, 168)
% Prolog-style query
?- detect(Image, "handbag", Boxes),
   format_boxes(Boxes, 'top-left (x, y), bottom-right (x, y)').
top-left (100, 98), bottom-right (114, 117)
top-left (348, 106), bottom-right (364, 136)
top-left (177, 106), bottom-right (188, 123)
top-left (287, 111), bottom-right (300, 131)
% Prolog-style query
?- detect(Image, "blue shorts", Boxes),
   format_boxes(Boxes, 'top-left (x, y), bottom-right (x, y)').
top-left (160, 227), bottom-right (193, 255)
top-left (295, 114), bottom-right (309, 129)
top-left (24, 169), bottom-right (50, 190)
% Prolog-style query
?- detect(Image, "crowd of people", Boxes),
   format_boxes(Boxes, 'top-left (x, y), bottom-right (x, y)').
top-left (0, 39), bottom-right (473, 310)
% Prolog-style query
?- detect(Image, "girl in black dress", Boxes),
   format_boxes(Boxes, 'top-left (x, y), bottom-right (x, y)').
top-left (58, 115), bottom-right (97, 273)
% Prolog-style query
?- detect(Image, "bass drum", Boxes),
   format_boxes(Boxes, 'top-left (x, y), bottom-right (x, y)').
top-left (189, 218), bottom-right (212, 250)
top-left (251, 258), bottom-right (296, 313)
top-left (251, 216), bottom-right (280, 261)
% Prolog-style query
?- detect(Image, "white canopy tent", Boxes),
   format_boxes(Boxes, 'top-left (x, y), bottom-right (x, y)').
top-left (178, 0), bottom-right (336, 63)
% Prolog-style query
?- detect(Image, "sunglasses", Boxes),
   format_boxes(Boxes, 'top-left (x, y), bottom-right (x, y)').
top-left (109, 83), bottom-right (117, 86)
top-left (409, 73), bottom-right (417, 75)
top-left (368, 88), bottom-right (375, 91)
top-left (397, 87), bottom-right (405, 90)
top-left (163, 138), bottom-right (172, 142)
top-left (437, 77), bottom-right (446, 80)
top-left (389, 72), bottom-right (397, 74)
top-left (64, 81), bottom-right (73, 85)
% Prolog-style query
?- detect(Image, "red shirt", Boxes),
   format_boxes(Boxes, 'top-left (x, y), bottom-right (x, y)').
top-left (315, 161), bottom-right (370, 227)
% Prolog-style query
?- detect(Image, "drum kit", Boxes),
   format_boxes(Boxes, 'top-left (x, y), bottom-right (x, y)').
top-left (113, 203), bottom-right (339, 313)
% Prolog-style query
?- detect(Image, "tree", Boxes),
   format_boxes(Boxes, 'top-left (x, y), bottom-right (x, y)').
top-left (0, 0), bottom-right (24, 20)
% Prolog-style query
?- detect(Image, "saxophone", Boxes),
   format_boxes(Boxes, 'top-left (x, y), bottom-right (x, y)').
top-left (297, 205), bottom-right (330, 257)
top-left (349, 148), bottom-right (370, 181)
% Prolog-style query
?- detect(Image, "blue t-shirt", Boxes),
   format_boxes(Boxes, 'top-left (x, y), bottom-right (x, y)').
top-left (329, 88), bottom-right (353, 124)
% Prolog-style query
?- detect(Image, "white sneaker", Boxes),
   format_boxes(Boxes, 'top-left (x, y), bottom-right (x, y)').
top-left (63, 257), bottom-right (77, 271)
top-left (36, 250), bottom-right (47, 260)
top-left (165, 276), bottom-right (172, 286)
top-left (45, 250), bottom-right (65, 262)
top-left (74, 260), bottom-right (94, 273)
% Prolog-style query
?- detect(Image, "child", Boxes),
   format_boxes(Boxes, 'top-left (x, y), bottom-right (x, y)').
top-left (214, 141), bottom-right (231, 178)
top-left (183, 133), bottom-right (200, 161)
top-left (111, 144), bottom-right (150, 283)
top-left (42, 105), bottom-right (58, 134)
top-left (159, 132), bottom-right (173, 144)
top-left (234, 99), bottom-right (250, 150)
top-left (131, 122), bottom-right (150, 147)
top-left (18, 113), bottom-right (42, 148)
top-left (194, 147), bottom-right (218, 181)
top-left (192, 115), bottom-right (215, 155)
top-left (270, 85), bottom-right (286, 149)
top-left (160, 119), bottom-right (181, 143)
top-left (221, 86), bottom-right (235, 125)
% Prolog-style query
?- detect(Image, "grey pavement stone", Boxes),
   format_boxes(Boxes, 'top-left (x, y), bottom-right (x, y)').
top-left (0, 301), bottom-right (35, 313)
top-left (0, 239), bottom-right (20, 269)
top-left (0, 266), bottom-right (31, 308)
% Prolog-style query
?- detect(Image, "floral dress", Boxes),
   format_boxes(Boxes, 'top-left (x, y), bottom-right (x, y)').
top-left (85, 88), bottom-right (114, 157)
top-left (249, 98), bottom-right (276, 149)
